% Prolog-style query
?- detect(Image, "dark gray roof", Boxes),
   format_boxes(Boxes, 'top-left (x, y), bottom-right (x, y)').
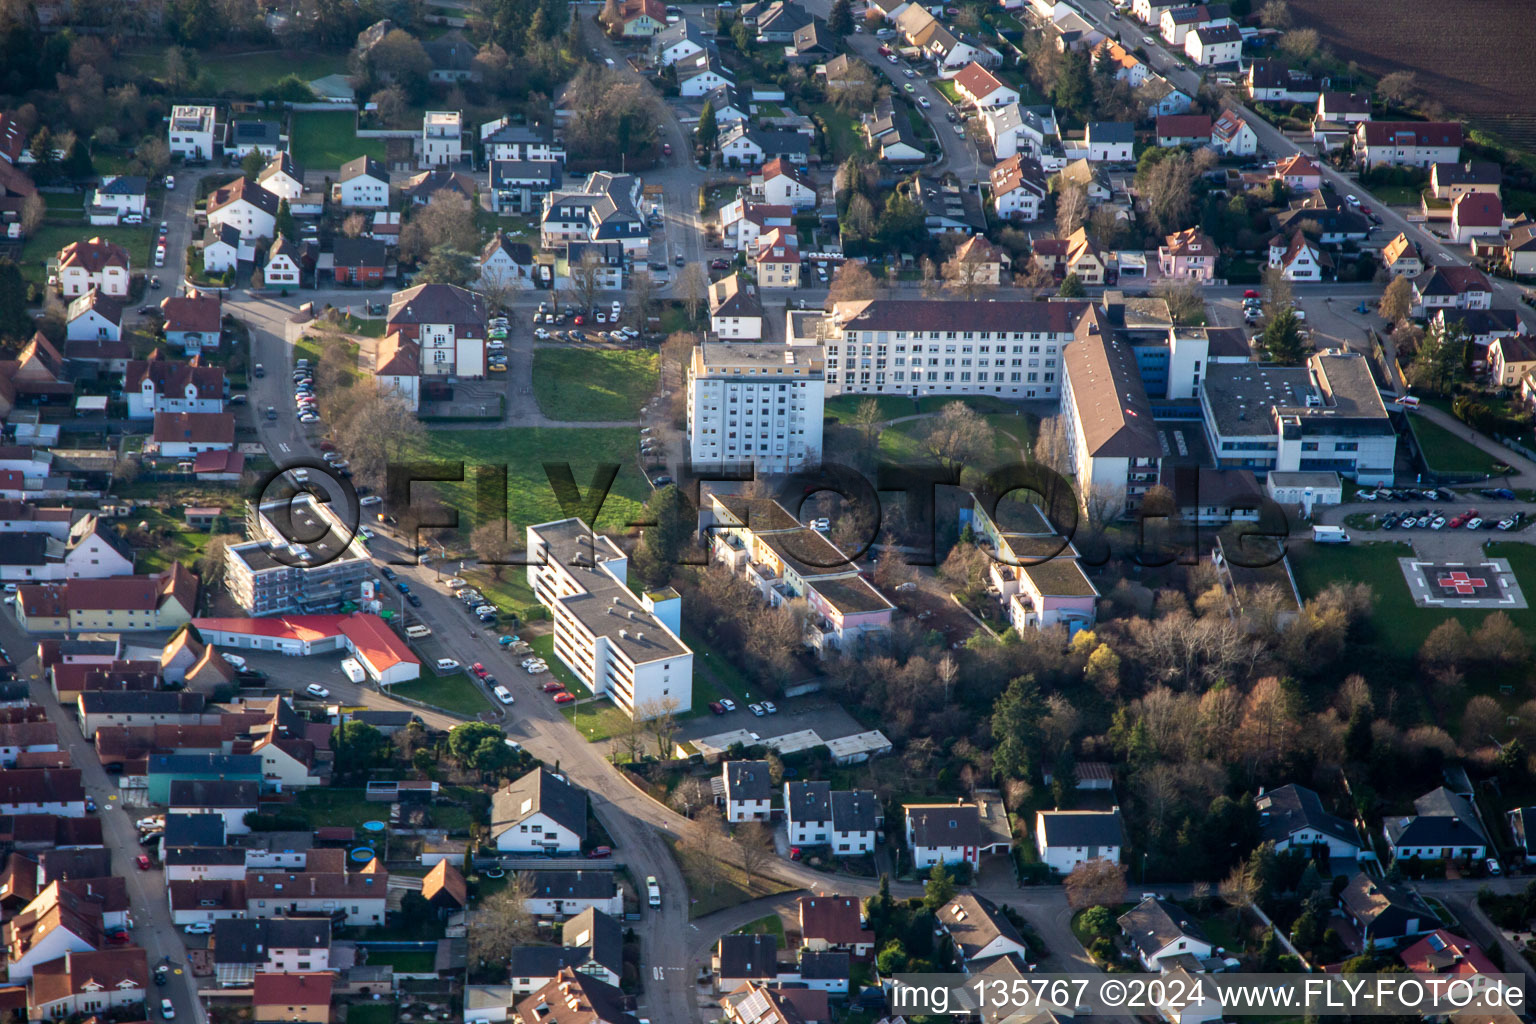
top-left (163, 811), bottom-right (227, 847)
top-left (148, 753), bottom-right (262, 776)
top-left (168, 779), bottom-right (260, 809)
top-left (79, 691), bottom-right (205, 715)
top-left (906, 803), bottom-right (980, 848)
top-left (1116, 897), bottom-right (1209, 957)
top-left (726, 760), bottom-right (773, 802)
top-left (230, 121), bottom-right (281, 146)
top-left (562, 907), bottom-right (623, 974)
top-left (98, 175), bottom-right (148, 196)
top-left (164, 845), bottom-right (246, 866)
top-left (518, 869), bottom-right (617, 900)
top-left (831, 790), bottom-right (880, 833)
top-left (1255, 784), bottom-right (1359, 848)
top-left (490, 160), bottom-right (561, 188)
top-left (333, 236), bottom-right (387, 269)
top-left (350, 710), bottom-right (414, 728)
top-left (1087, 121), bottom-right (1134, 144)
top-left (213, 917), bottom-right (331, 963)
top-left (508, 945), bottom-right (582, 978)
top-left (258, 152), bottom-right (303, 185)
top-left (786, 781), bottom-right (832, 824)
top-left (1384, 787), bottom-right (1490, 849)
top-left (339, 155), bottom-right (389, 184)
top-left (717, 933), bottom-right (779, 978)
top-left (938, 892), bottom-right (1025, 962)
top-left (797, 950), bottom-right (850, 980)
top-left (492, 766), bottom-right (588, 840)
top-left (388, 282), bottom-right (487, 328)
top-left (1037, 809), bottom-right (1124, 848)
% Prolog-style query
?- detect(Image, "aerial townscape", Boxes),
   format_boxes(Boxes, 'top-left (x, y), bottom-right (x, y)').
top-left (3, 0), bottom-right (1536, 1021)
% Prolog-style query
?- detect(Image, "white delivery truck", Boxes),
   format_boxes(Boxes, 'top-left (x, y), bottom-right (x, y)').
top-left (340, 657), bottom-right (366, 682)
top-left (404, 625), bottom-right (433, 640)
top-left (1312, 525), bottom-right (1351, 544)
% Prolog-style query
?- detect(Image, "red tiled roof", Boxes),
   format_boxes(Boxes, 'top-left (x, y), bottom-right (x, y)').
top-left (953, 61), bottom-right (1006, 101)
top-left (192, 450), bottom-right (244, 475)
top-left (1453, 192), bottom-right (1503, 228)
top-left (338, 613), bottom-right (419, 673)
top-left (58, 238), bottom-right (129, 273)
top-left (159, 292), bottom-right (222, 334)
top-left (27, 948), bottom-right (148, 1009)
top-left (152, 412), bottom-right (234, 445)
top-left (253, 972), bottom-right (334, 1009)
top-left (1156, 114), bottom-right (1213, 139)
top-left (1358, 121), bottom-right (1463, 149)
top-left (799, 895), bottom-right (874, 946)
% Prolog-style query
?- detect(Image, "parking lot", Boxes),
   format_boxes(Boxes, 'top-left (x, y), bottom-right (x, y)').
top-left (671, 687), bottom-right (868, 748)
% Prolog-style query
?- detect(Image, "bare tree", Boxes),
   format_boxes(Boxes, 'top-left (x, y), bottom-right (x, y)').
top-left (329, 382), bottom-right (426, 491)
top-left (570, 249), bottom-right (606, 314)
top-left (827, 260), bottom-right (879, 303)
top-left (399, 193), bottom-right (479, 264)
top-left (197, 534), bottom-right (238, 589)
top-left (614, 715), bottom-right (648, 764)
top-left (669, 775), bottom-right (714, 817)
top-left (1277, 27), bottom-right (1319, 63)
top-left (919, 256), bottom-right (941, 298)
top-left (341, 212), bottom-right (369, 238)
top-left (1377, 71), bottom-right (1419, 107)
top-left (1258, 0), bottom-right (1291, 28)
top-left (1033, 415), bottom-right (1072, 476)
top-left (637, 696), bottom-right (682, 757)
top-left (918, 402), bottom-right (996, 474)
top-left (734, 821), bottom-right (773, 887)
top-left (1082, 481), bottom-right (1125, 539)
top-left (1261, 265), bottom-right (1295, 313)
top-left (1064, 859), bottom-right (1127, 909)
top-left (681, 811), bottom-right (729, 893)
top-left (1152, 279), bottom-right (1206, 325)
top-left (942, 245), bottom-right (991, 301)
top-left (849, 397), bottom-right (883, 449)
top-left (1218, 861), bottom-right (1259, 910)
top-left (627, 269), bottom-right (657, 332)
top-left (936, 653), bottom-right (959, 704)
top-left (470, 520), bottom-right (520, 580)
top-left (468, 873), bottom-right (537, 965)
top-left (19, 193), bottom-right (44, 237)
top-left (674, 262), bottom-right (710, 322)
top-left (1054, 179), bottom-right (1089, 238)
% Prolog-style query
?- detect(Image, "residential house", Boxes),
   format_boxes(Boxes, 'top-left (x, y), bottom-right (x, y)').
top-left (1338, 873), bottom-right (1436, 948)
top-left (1411, 265), bottom-right (1493, 316)
top-left (713, 934), bottom-right (779, 992)
top-left (611, 0), bottom-right (667, 36)
top-left (1384, 787), bottom-right (1491, 863)
top-left (211, 919), bottom-right (332, 988)
top-left (64, 291), bottom-right (123, 344)
top-left (1094, 38), bottom-right (1150, 86)
top-left (1489, 334), bottom-right (1536, 387)
top-left (1058, 157), bottom-right (1111, 201)
top-left (334, 156), bottom-right (390, 209)
top-left (904, 802), bottom-right (987, 870)
top-left (1085, 122), bottom-right (1134, 163)
top-left (1450, 192), bottom-right (1504, 244)
top-left (936, 892), bottom-right (1029, 968)
top-left (420, 110), bottom-right (464, 167)
top-left (160, 291), bottom-right (224, 354)
top-left (77, 691), bottom-right (207, 740)
top-left (422, 860), bottom-right (467, 910)
top-left (1316, 90), bottom-right (1371, 124)
top-left (480, 119), bottom-right (565, 166)
top-left (1210, 110), bottom-right (1257, 156)
top-left (505, 908), bottom-right (622, 996)
top-left (1155, 114), bottom-right (1212, 148)
top-left (1255, 783), bottom-right (1362, 863)
top-left (719, 199), bottom-right (791, 251)
top-left (401, 168), bottom-right (476, 206)
top-left (863, 99), bottom-right (926, 164)
top-left (513, 969), bottom-right (635, 1024)
top-left (540, 172), bottom-right (649, 254)
top-left (264, 237), bottom-right (304, 288)
top-left (799, 896), bottom-right (874, 958)
top-left (948, 235), bottom-right (1010, 285)
top-left (387, 282), bottom-right (487, 378)
top-left (756, 158), bottom-right (815, 209)
top-left (1185, 23), bottom-right (1240, 65)
top-left (723, 760), bottom-right (772, 822)
top-left (257, 153), bottom-right (306, 202)
top-left (789, 19), bottom-right (837, 61)
top-left (953, 62), bottom-right (1019, 110)
top-left (1130, 0), bottom-right (1184, 24)
top-left (479, 231), bottom-right (535, 292)
top-left (652, 19), bottom-right (710, 65)
top-left (56, 238), bottom-right (130, 298)
top-left (424, 30), bottom-right (479, 81)
top-left (1355, 122), bottom-right (1463, 169)
top-left (202, 224), bottom-right (240, 275)
top-left (25, 948), bottom-right (147, 1020)
top-left (519, 870), bottom-right (623, 917)
top-left (1035, 809), bottom-right (1124, 874)
top-left (489, 160), bottom-right (561, 214)
top-left (332, 237), bottom-right (388, 286)
top-left (1268, 229), bottom-right (1330, 281)
top-left (990, 154), bottom-right (1047, 221)
top-left (1063, 226), bottom-right (1108, 285)
top-left (252, 972), bottom-right (333, 1024)
top-left (168, 106), bottom-right (217, 161)
top-left (1273, 153), bottom-right (1323, 193)
top-left (1245, 59), bottom-right (1320, 103)
top-left (15, 566), bottom-right (198, 635)
top-left (984, 103), bottom-right (1060, 161)
top-left (245, 868), bottom-right (388, 927)
top-left (708, 273), bottom-right (764, 340)
top-left (1381, 233), bottom-right (1423, 279)
top-left (1429, 161), bottom-right (1501, 201)
top-left (1157, 228), bottom-right (1216, 281)
top-left (702, 84), bottom-right (750, 126)
top-left (91, 176), bottom-right (148, 222)
top-left (1433, 307), bottom-right (1525, 350)
top-left (125, 357), bottom-right (225, 419)
top-left (1117, 897), bottom-right (1214, 970)
top-left (755, 0), bottom-right (814, 42)
top-left (0, 770), bottom-right (86, 817)
top-left (490, 766), bottom-right (588, 854)
top-left (207, 178), bottom-right (280, 241)
top-left (754, 227), bottom-right (800, 289)
top-left (1399, 930), bottom-right (1498, 983)
top-left (153, 412), bottom-right (235, 457)
top-left (167, 777), bottom-right (259, 831)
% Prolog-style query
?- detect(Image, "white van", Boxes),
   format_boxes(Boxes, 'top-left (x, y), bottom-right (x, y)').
top-left (493, 685), bottom-right (514, 704)
top-left (405, 625), bottom-right (433, 640)
top-left (1312, 525), bottom-right (1351, 544)
top-left (646, 875), bottom-right (661, 908)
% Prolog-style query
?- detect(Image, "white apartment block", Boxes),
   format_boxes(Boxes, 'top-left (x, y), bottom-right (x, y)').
top-left (526, 519), bottom-right (693, 721)
top-left (168, 105), bottom-right (217, 160)
top-left (688, 343), bottom-right (825, 474)
top-left (421, 111), bottom-right (464, 167)
top-left (802, 299), bottom-right (1086, 400)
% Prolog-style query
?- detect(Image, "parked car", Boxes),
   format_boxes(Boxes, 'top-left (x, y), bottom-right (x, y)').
top-left (709, 701), bottom-right (726, 714)
top-left (137, 854), bottom-right (153, 870)
top-left (161, 999), bottom-right (177, 1019)
top-left (306, 683), bottom-right (331, 698)
top-left (553, 691), bottom-right (575, 703)
top-left (749, 703), bottom-right (765, 716)
top-left (761, 701), bottom-right (778, 714)
top-left (720, 698), bottom-right (737, 712)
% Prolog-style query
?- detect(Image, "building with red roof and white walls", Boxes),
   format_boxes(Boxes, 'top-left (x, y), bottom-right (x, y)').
top-left (192, 613), bottom-right (420, 685)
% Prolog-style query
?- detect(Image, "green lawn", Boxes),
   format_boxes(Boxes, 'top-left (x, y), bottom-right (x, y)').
top-left (1289, 539), bottom-right (1536, 662)
top-left (1409, 414), bottom-right (1504, 476)
top-left (408, 427), bottom-right (649, 533)
top-left (810, 103), bottom-right (869, 163)
top-left (733, 913), bottom-right (787, 944)
top-left (292, 788), bottom-right (379, 829)
top-left (290, 110), bottom-right (383, 171)
top-left (390, 670), bottom-right (493, 718)
top-left (932, 79), bottom-right (962, 104)
top-left (877, 410), bottom-right (1028, 471)
top-left (823, 394), bottom-right (918, 423)
top-left (346, 1004), bottom-right (395, 1024)
top-left (119, 49), bottom-right (348, 95)
top-left (531, 349), bottom-right (658, 422)
top-left (459, 568), bottom-right (538, 619)
top-left (1368, 185), bottom-right (1422, 206)
top-left (21, 223), bottom-right (153, 285)
top-left (295, 335), bottom-right (362, 385)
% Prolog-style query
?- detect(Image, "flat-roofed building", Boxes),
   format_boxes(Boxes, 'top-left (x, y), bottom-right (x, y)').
top-left (526, 519), bottom-right (692, 720)
top-left (223, 493), bottom-right (371, 615)
top-left (687, 342), bottom-right (825, 474)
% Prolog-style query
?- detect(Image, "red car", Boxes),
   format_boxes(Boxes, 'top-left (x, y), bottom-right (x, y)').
top-left (661, 142), bottom-right (672, 156)
top-left (542, 682), bottom-right (566, 693)
top-left (471, 663), bottom-right (488, 678)
top-left (587, 846), bottom-right (613, 858)
top-left (574, 315), bottom-right (585, 325)
top-left (318, 441), bottom-right (336, 452)
top-left (710, 258), bottom-right (730, 270)
top-left (708, 701), bottom-right (726, 714)
top-left (553, 692), bottom-right (576, 704)
top-left (106, 931), bottom-right (132, 945)
top-left (136, 855), bottom-right (152, 871)
top-left (1243, 289), bottom-right (1260, 299)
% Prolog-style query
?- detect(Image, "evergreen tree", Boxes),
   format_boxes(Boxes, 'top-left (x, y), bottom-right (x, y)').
top-left (1058, 273), bottom-right (1086, 298)
top-left (828, 0), bottom-right (854, 34)
top-left (991, 674), bottom-right (1044, 780)
top-left (1052, 49), bottom-right (1093, 117)
top-left (274, 199), bottom-right (297, 243)
top-left (1260, 306), bottom-right (1306, 364)
top-left (696, 99), bottom-right (719, 151)
top-left (241, 148), bottom-right (267, 178)
top-left (0, 261), bottom-right (32, 342)
top-left (27, 127), bottom-right (57, 183)
top-left (63, 138), bottom-right (94, 180)
top-left (631, 485), bottom-right (694, 587)
top-left (922, 862), bottom-right (956, 912)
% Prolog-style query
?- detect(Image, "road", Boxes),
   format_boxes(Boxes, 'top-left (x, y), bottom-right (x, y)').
top-left (0, 612), bottom-right (204, 1024)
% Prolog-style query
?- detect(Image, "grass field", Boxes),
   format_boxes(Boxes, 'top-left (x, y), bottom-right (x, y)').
top-left (345, 1005), bottom-right (395, 1024)
top-left (877, 409), bottom-right (1035, 471)
top-left (134, 507), bottom-right (213, 575)
top-left (823, 394), bottom-right (919, 423)
top-left (390, 670), bottom-right (493, 718)
top-left (21, 224), bottom-right (153, 285)
top-left (1289, 539), bottom-right (1536, 661)
top-left (290, 110), bottom-right (383, 170)
top-left (362, 950), bottom-right (437, 973)
top-left (1409, 414), bottom-right (1501, 475)
top-left (408, 427), bottom-right (648, 532)
top-left (294, 335), bottom-right (362, 385)
top-left (531, 349), bottom-right (658, 422)
top-left (733, 913), bottom-right (787, 944)
top-left (810, 103), bottom-right (869, 163)
top-left (292, 788), bottom-right (379, 829)
top-left (119, 50), bottom-right (348, 95)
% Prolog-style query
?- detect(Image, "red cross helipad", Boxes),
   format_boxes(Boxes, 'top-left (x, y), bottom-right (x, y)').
top-left (1437, 571), bottom-right (1488, 595)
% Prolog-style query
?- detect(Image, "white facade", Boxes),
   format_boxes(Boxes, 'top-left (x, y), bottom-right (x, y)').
top-left (761, 170), bottom-right (816, 209)
top-left (1185, 25), bottom-right (1241, 65)
top-left (208, 198), bottom-right (276, 242)
top-left (66, 305), bottom-right (122, 343)
top-left (1034, 811), bottom-right (1123, 875)
top-left (688, 343), bottom-right (825, 473)
top-left (336, 173), bottom-right (389, 208)
top-left (168, 106), bottom-right (217, 160)
top-left (264, 251), bottom-right (301, 286)
top-left (493, 810), bottom-right (583, 854)
top-left (421, 111), bottom-right (464, 166)
top-left (204, 237), bottom-right (239, 274)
